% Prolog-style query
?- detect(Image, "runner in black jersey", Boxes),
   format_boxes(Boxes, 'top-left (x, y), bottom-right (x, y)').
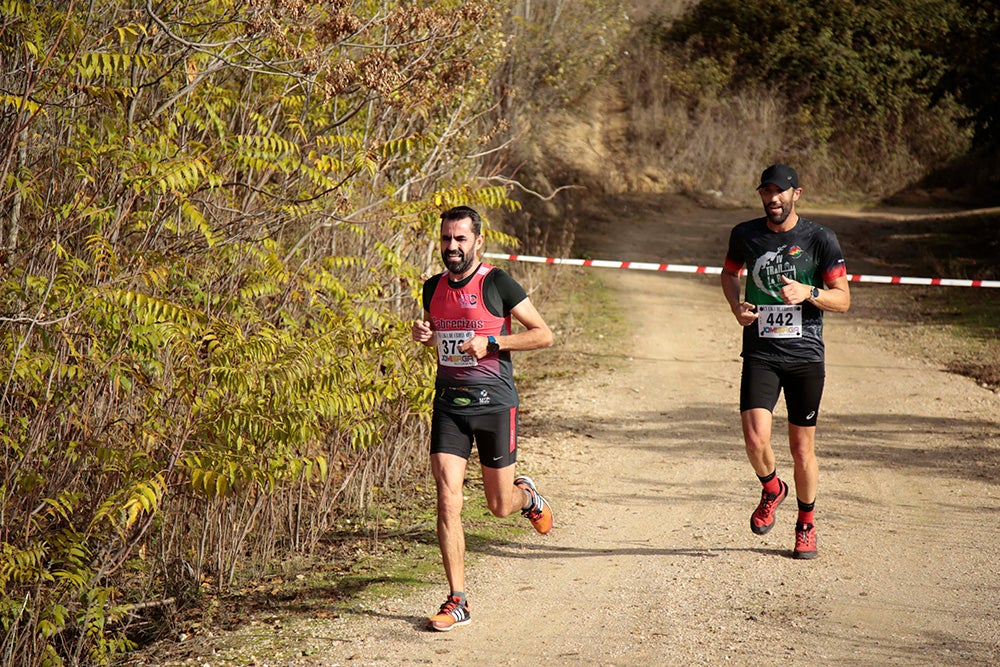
top-left (721, 164), bottom-right (851, 560)
top-left (411, 206), bottom-right (554, 631)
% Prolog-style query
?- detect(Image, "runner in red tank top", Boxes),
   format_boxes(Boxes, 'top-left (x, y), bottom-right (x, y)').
top-left (411, 206), bottom-right (555, 631)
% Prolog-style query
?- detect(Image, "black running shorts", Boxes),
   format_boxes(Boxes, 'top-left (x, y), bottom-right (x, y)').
top-left (740, 359), bottom-right (825, 427)
top-left (430, 407), bottom-right (518, 469)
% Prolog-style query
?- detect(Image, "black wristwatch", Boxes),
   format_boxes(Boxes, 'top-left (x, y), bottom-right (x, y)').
top-left (809, 286), bottom-right (820, 301)
top-left (486, 335), bottom-right (500, 355)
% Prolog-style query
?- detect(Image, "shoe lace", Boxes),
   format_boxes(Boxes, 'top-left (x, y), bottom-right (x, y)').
top-left (520, 489), bottom-right (545, 521)
top-left (755, 490), bottom-right (779, 515)
top-left (438, 596), bottom-right (461, 614)
top-left (796, 524), bottom-right (816, 547)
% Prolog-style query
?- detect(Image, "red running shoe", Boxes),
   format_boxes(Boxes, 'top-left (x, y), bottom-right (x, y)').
top-left (793, 522), bottom-right (819, 559)
top-left (428, 595), bottom-right (471, 632)
top-left (514, 476), bottom-right (553, 535)
top-left (750, 478), bottom-right (788, 535)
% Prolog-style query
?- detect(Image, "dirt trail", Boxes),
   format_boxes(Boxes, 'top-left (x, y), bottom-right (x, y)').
top-left (145, 200), bottom-right (1000, 666)
top-left (294, 265), bottom-right (999, 666)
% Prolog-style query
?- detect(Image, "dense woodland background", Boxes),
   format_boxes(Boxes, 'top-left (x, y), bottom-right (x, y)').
top-left (2, 1), bottom-right (997, 664)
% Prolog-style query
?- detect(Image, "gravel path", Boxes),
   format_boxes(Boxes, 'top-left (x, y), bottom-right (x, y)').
top-left (138, 201), bottom-right (1000, 666)
top-left (198, 268), bottom-right (998, 666)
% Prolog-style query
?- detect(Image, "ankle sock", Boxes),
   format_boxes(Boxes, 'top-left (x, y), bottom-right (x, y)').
top-left (451, 591), bottom-right (466, 604)
top-left (758, 470), bottom-right (781, 496)
top-left (797, 499), bottom-right (815, 525)
top-left (521, 488), bottom-right (535, 511)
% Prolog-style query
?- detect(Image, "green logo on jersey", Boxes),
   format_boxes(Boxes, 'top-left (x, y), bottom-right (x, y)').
top-left (751, 249), bottom-right (795, 301)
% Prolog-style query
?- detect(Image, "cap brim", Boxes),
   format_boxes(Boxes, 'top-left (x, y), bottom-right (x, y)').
top-left (757, 180), bottom-right (795, 190)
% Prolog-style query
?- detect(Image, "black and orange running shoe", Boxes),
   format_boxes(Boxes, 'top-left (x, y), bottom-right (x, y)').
top-left (793, 522), bottom-right (819, 559)
top-left (750, 478), bottom-right (788, 535)
top-left (514, 476), bottom-right (553, 535)
top-left (428, 595), bottom-right (471, 632)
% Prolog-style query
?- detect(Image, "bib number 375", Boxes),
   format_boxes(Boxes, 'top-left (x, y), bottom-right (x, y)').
top-left (438, 330), bottom-right (478, 366)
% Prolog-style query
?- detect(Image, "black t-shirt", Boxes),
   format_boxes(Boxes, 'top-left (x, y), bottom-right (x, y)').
top-left (724, 216), bottom-right (847, 363)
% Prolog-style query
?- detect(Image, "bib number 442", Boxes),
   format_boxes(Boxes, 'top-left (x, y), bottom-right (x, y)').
top-left (756, 304), bottom-right (802, 338)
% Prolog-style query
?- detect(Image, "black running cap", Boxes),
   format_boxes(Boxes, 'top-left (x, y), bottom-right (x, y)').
top-left (758, 163), bottom-right (799, 191)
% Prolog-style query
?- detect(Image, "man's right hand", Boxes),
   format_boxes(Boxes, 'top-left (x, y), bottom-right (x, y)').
top-left (734, 302), bottom-right (759, 327)
top-left (412, 319), bottom-right (434, 343)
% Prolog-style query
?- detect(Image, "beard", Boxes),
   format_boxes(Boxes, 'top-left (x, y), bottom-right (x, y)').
top-left (764, 199), bottom-right (793, 225)
top-left (443, 250), bottom-right (475, 275)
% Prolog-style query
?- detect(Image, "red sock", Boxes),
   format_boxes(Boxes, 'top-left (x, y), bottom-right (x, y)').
top-left (758, 471), bottom-right (781, 496)
top-left (797, 500), bottom-right (815, 525)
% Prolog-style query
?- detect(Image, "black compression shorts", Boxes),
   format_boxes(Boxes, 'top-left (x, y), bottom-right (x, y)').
top-left (740, 359), bottom-right (825, 427)
top-left (430, 407), bottom-right (518, 469)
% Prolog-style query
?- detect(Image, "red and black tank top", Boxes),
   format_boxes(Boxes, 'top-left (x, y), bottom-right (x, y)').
top-left (425, 263), bottom-right (521, 413)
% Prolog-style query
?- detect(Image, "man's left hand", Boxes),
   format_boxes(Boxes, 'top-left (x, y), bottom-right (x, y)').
top-left (458, 336), bottom-right (488, 360)
top-left (779, 275), bottom-right (809, 304)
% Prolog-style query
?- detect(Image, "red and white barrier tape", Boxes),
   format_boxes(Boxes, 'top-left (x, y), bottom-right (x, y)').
top-left (483, 253), bottom-right (1000, 288)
